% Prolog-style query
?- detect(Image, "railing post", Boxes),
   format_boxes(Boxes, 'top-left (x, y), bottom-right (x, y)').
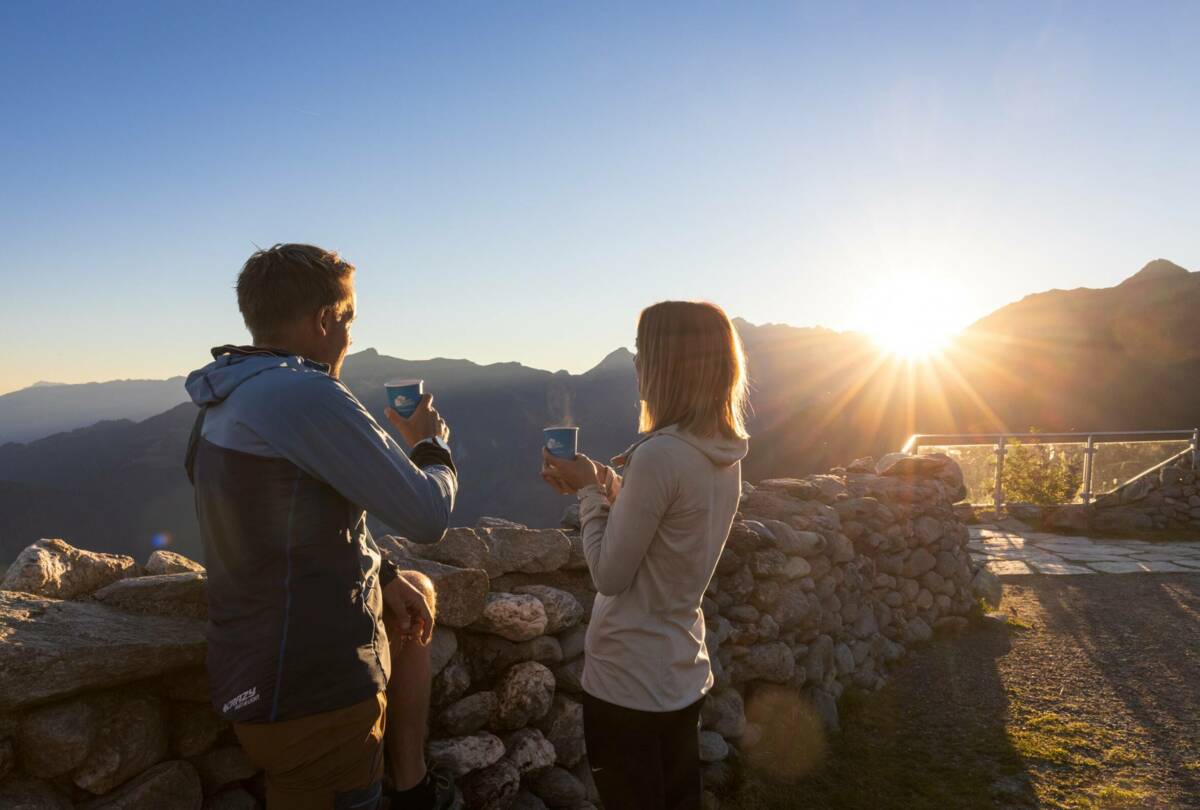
top-left (1192, 429), bottom-right (1199, 470)
top-left (1082, 435), bottom-right (1095, 505)
top-left (994, 437), bottom-right (1006, 513)
top-left (911, 437), bottom-right (920, 457)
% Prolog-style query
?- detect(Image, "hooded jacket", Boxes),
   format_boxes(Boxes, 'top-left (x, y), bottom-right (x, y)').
top-left (184, 346), bottom-right (456, 724)
top-left (577, 425), bottom-right (748, 712)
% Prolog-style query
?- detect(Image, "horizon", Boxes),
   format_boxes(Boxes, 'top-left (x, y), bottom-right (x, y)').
top-left (1, 256), bottom-right (1188, 396)
top-left (3, 3), bottom-right (1199, 394)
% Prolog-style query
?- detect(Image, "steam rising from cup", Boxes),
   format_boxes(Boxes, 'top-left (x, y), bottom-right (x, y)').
top-left (544, 426), bottom-right (579, 459)
top-left (385, 379), bottom-right (424, 418)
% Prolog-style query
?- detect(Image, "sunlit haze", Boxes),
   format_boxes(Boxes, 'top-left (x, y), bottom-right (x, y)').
top-left (2, 2), bottom-right (1198, 394)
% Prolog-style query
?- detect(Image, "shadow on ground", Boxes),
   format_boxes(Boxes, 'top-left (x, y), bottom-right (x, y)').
top-left (727, 573), bottom-right (1200, 809)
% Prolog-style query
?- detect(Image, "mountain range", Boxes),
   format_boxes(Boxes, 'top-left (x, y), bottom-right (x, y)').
top-left (1, 259), bottom-right (1197, 563)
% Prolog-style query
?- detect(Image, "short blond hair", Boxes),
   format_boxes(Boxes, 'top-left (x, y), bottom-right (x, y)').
top-left (636, 301), bottom-right (749, 440)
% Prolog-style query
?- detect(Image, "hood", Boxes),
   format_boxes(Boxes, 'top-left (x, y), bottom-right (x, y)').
top-left (185, 346), bottom-right (312, 406)
top-left (616, 424), bottom-right (749, 468)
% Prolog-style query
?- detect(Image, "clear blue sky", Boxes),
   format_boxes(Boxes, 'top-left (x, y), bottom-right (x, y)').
top-left (2, 1), bottom-right (1198, 394)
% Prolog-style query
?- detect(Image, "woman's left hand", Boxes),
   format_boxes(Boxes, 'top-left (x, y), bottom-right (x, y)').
top-left (542, 448), bottom-right (603, 494)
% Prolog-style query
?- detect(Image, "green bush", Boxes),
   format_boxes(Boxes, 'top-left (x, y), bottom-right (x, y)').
top-left (1002, 437), bottom-right (1083, 505)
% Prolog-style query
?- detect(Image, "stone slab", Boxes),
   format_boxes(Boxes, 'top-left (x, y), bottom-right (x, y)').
top-left (985, 560), bottom-right (1033, 576)
top-left (1087, 561), bottom-right (1193, 574)
top-left (1027, 561), bottom-right (1097, 576)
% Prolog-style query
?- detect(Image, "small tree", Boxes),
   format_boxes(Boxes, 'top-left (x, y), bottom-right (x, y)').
top-left (1002, 434), bottom-right (1083, 505)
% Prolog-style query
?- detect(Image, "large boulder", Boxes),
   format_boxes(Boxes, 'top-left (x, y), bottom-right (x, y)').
top-left (73, 693), bottom-right (170, 795)
top-left (17, 697), bottom-right (98, 778)
top-left (971, 567), bottom-right (1003, 611)
top-left (701, 688), bottom-right (746, 740)
top-left (145, 550), bottom-right (205, 576)
top-left (92, 573), bottom-right (208, 620)
top-left (427, 733), bottom-right (505, 778)
top-left (0, 591), bottom-right (206, 711)
top-left (461, 758), bottom-right (521, 810)
top-left (534, 695), bottom-right (585, 767)
top-left (81, 760), bottom-right (202, 809)
top-left (471, 593), bottom-right (549, 642)
top-left (503, 727), bottom-right (557, 776)
top-left (1, 539), bottom-right (137, 599)
top-left (529, 766), bottom-right (587, 807)
top-left (482, 529), bottom-right (572, 577)
top-left (436, 692), bottom-right (499, 737)
top-left (513, 585), bottom-right (583, 634)
top-left (0, 777), bottom-right (74, 810)
top-left (458, 633), bottom-right (562, 683)
top-left (494, 661), bottom-right (556, 730)
top-left (407, 528), bottom-right (492, 571)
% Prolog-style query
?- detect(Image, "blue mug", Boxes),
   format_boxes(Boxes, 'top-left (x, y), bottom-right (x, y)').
top-left (544, 426), bottom-right (579, 459)
top-left (385, 379), bottom-right (424, 418)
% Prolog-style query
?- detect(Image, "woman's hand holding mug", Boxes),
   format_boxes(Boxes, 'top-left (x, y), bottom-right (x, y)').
top-left (541, 448), bottom-right (602, 494)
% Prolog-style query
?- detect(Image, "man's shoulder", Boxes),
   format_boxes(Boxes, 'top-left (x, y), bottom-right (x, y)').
top-left (236, 357), bottom-right (344, 401)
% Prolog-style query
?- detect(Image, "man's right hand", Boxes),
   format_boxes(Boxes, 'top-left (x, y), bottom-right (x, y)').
top-left (386, 394), bottom-right (450, 447)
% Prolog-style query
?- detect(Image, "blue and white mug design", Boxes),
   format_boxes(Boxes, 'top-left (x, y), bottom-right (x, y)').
top-left (544, 426), bottom-right (579, 459)
top-left (384, 379), bottom-right (424, 418)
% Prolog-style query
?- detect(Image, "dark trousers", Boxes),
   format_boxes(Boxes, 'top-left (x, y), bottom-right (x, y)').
top-left (582, 691), bottom-right (705, 810)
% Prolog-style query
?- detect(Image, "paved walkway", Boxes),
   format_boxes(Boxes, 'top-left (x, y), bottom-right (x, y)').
top-left (968, 525), bottom-right (1200, 576)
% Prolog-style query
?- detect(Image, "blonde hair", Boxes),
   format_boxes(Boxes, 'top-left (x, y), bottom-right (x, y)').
top-left (636, 301), bottom-right (749, 440)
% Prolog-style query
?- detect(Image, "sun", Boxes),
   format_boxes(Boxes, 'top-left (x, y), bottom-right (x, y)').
top-left (854, 281), bottom-right (963, 359)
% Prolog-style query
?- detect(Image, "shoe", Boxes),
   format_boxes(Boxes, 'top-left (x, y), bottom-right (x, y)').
top-left (428, 763), bottom-right (463, 810)
top-left (383, 764), bottom-right (462, 810)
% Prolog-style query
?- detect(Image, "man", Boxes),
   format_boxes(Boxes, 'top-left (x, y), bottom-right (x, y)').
top-left (184, 243), bottom-right (460, 809)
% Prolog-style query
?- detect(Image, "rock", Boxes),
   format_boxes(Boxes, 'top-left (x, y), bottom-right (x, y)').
top-left (557, 625), bottom-right (587, 661)
top-left (74, 694), bottom-right (169, 795)
top-left (429, 627), bottom-right (458, 677)
top-left (551, 658), bottom-right (584, 695)
top-left (471, 593), bottom-right (549, 642)
top-left (702, 789), bottom-right (721, 810)
top-left (408, 527), bottom-right (493, 570)
top-left (503, 728), bottom-right (556, 776)
top-left (513, 585), bottom-right (584, 634)
top-left (902, 548), bottom-right (938, 578)
top-left (971, 567), bottom-right (1003, 611)
top-left (460, 758), bottom-right (521, 810)
top-left (563, 534), bottom-right (588, 571)
top-left (163, 669), bottom-right (211, 703)
top-left (782, 557), bottom-right (813, 579)
top-left (512, 790), bottom-right (550, 810)
top-left (483, 528), bottom-right (573, 577)
top-left (83, 760), bottom-right (203, 810)
top-left (698, 730), bottom-right (730, 762)
top-left (702, 760), bottom-right (735, 792)
top-left (189, 745), bottom-right (256, 795)
top-left (530, 766), bottom-right (587, 807)
top-left (17, 697), bottom-right (97, 778)
top-left (828, 533), bottom-right (855, 563)
top-left (876, 453), bottom-right (944, 478)
top-left (913, 517), bottom-right (943, 546)
top-left (535, 695), bottom-right (586, 767)
top-left (1119, 475), bottom-right (1156, 504)
top-left (459, 633), bottom-right (562, 682)
top-left (735, 642), bottom-right (794, 684)
top-left (1, 539), bottom-right (137, 599)
top-left (436, 692), bottom-right (498, 737)
top-left (1092, 508), bottom-right (1154, 535)
top-left (494, 661), bottom-right (556, 730)
top-left (751, 549), bottom-right (788, 577)
top-left (0, 777), bottom-right (74, 809)
top-left (560, 504), bottom-right (581, 531)
top-left (145, 550), bottom-right (205, 576)
top-left (806, 688), bottom-right (840, 732)
top-left (476, 517), bottom-right (528, 530)
top-left (904, 617), bottom-right (933, 644)
top-left (0, 737), bottom-right (12, 781)
top-left (1006, 503), bottom-right (1043, 525)
top-left (833, 642), bottom-right (855, 677)
top-left (171, 702), bottom-right (225, 758)
top-left (202, 788), bottom-right (259, 810)
top-left (431, 653), bottom-right (472, 707)
top-left (1046, 504), bottom-right (1094, 535)
top-left (0, 591), bottom-right (206, 712)
top-left (701, 688), bottom-right (746, 739)
top-left (92, 573), bottom-right (208, 620)
top-left (427, 733), bottom-right (505, 777)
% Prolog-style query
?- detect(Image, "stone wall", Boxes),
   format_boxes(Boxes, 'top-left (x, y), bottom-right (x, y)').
top-left (1044, 454), bottom-right (1200, 535)
top-left (0, 453), bottom-right (992, 810)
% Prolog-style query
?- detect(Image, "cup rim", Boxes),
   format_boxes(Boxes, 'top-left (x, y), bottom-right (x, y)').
top-left (385, 379), bottom-right (424, 388)
top-left (543, 426), bottom-right (579, 432)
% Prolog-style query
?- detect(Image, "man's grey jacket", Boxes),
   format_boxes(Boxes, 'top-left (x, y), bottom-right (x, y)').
top-left (185, 346), bottom-right (456, 724)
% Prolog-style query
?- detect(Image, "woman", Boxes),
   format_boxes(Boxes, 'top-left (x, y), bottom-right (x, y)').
top-left (541, 301), bottom-right (749, 810)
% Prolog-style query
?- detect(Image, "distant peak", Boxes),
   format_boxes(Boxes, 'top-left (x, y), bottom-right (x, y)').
top-left (588, 347), bottom-right (634, 373)
top-left (30, 381), bottom-right (67, 388)
top-left (1120, 259), bottom-right (1189, 286)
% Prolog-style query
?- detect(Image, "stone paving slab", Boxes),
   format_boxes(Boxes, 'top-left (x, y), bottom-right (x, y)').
top-left (968, 524), bottom-right (1200, 577)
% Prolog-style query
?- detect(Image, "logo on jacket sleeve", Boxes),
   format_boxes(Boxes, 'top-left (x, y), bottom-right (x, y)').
top-left (222, 686), bottom-right (261, 714)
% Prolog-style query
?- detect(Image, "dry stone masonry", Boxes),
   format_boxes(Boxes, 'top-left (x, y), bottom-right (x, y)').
top-left (0, 453), bottom-right (991, 809)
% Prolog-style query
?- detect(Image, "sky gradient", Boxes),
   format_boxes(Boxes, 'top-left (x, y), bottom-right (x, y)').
top-left (2, 1), bottom-right (1198, 394)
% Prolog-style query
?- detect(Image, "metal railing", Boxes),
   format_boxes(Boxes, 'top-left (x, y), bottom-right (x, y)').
top-left (901, 429), bottom-right (1200, 510)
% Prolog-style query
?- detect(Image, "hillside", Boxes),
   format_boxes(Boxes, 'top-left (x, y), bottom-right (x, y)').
top-left (0, 377), bottom-right (188, 444)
